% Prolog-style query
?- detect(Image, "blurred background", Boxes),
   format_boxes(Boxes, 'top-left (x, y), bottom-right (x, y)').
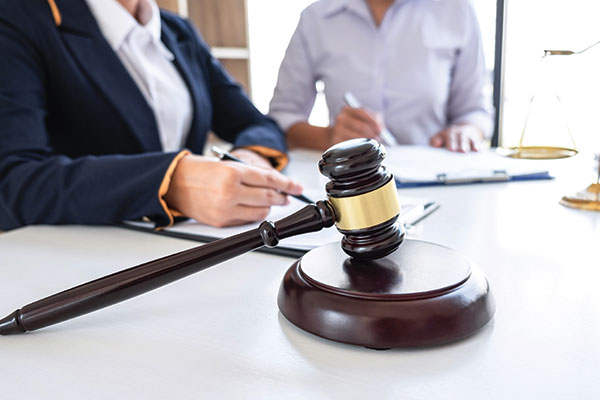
top-left (158, 0), bottom-right (600, 153)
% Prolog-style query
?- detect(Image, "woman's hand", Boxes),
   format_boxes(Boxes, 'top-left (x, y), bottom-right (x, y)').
top-left (164, 154), bottom-right (303, 227)
top-left (229, 148), bottom-right (273, 169)
top-left (430, 124), bottom-right (485, 153)
top-left (328, 106), bottom-right (383, 147)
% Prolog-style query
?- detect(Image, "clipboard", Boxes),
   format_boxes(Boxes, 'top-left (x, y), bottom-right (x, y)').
top-left (395, 170), bottom-right (553, 188)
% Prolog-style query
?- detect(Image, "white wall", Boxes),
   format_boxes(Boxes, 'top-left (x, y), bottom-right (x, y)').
top-left (247, 0), bottom-right (317, 114)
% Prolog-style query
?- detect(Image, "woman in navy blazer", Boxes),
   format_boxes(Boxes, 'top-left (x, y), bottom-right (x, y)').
top-left (0, 0), bottom-right (302, 231)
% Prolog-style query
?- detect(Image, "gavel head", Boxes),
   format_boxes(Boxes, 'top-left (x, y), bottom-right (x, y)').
top-left (319, 138), bottom-right (405, 259)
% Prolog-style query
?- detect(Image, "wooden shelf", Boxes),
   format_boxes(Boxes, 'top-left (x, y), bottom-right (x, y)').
top-left (157, 0), bottom-right (251, 93)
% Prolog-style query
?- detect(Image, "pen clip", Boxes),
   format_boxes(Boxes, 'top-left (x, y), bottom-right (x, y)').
top-left (211, 146), bottom-right (226, 160)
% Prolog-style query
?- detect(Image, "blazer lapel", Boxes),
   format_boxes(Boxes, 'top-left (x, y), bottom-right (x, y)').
top-left (160, 19), bottom-right (210, 152)
top-left (55, 0), bottom-right (162, 152)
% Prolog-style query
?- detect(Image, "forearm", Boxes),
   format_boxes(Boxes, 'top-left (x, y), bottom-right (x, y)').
top-left (0, 151), bottom-right (181, 230)
top-left (287, 122), bottom-right (332, 151)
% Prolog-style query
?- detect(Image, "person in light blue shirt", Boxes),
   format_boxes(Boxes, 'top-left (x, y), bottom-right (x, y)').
top-left (268, 0), bottom-right (493, 152)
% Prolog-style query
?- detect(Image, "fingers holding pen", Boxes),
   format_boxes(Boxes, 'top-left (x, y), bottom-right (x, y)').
top-left (237, 163), bottom-right (304, 196)
top-left (330, 106), bottom-right (382, 145)
top-left (342, 107), bottom-right (382, 135)
top-left (229, 148), bottom-right (273, 169)
top-left (164, 154), bottom-right (303, 227)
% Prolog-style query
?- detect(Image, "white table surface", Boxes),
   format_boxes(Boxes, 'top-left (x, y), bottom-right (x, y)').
top-left (1, 147), bottom-right (599, 399)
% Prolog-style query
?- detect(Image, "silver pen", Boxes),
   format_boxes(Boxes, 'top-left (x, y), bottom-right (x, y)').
top-left (343, 91), bottom-right (398, 146)
top-left (399, 202), bottom-right (440, 230)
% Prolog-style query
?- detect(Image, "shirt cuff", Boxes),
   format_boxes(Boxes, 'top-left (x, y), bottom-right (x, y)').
top-left (240, 145), bottom-right (289, 171)
top-left (268, 111), bottom-right (308, 134)
top-left (157, 150), bottom-right (190, 229)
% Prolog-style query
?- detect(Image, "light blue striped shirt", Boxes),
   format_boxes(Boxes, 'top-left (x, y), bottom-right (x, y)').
top-left (269, 0), bottom-right (493, 145)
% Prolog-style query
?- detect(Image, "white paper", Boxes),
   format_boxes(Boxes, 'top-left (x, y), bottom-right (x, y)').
top-left (386, 146), bottom-right (552, 182)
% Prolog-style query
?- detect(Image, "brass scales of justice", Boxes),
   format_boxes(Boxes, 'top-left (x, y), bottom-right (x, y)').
top-left (0, 139), bottom-right (495, 348)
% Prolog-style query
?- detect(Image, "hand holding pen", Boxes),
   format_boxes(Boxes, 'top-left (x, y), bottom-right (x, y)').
top-left (212, 146), bottom-right (314, 204)
top-left (332, 92), bottom-right (398, 147)
top-left (163, 151), bottom-right (305, 227)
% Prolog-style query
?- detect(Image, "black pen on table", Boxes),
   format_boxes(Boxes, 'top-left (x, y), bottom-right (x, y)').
top-left (211, 146), bottom-right (314, 204)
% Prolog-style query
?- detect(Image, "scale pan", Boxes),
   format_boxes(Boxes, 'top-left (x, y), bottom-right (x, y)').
top-left (497, 146), bottom-right (578, 160)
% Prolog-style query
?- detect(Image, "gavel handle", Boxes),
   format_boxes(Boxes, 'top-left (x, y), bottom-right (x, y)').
top-left (0, 201), bottom-right (335, 335)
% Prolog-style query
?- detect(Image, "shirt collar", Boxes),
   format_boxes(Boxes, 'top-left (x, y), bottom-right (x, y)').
top-left (323, 0), bottom-right (405, 19)
top-left (146, 1), bottom-right (163, 43)
top-left (85, 0), bottom-right (162, 51)
top-left (322, 0), bottom-right (363, 18)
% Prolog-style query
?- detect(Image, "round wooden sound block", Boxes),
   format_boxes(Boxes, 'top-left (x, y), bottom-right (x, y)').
top-left (278, 240), bottom-right (495, 348)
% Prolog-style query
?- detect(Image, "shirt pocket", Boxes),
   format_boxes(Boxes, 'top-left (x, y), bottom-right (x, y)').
top-left (419, 17), bottom-right (463, 61)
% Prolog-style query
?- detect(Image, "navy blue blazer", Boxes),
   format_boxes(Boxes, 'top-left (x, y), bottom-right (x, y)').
top-left (0, 0), bottom-right (287, 230)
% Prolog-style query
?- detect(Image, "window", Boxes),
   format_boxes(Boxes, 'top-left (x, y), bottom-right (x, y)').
top-left (501, 0), bottom-right (600, 152)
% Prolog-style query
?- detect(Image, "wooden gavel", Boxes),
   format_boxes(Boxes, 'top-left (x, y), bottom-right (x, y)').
top-left (0, 139), bottom-right (404, 335)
